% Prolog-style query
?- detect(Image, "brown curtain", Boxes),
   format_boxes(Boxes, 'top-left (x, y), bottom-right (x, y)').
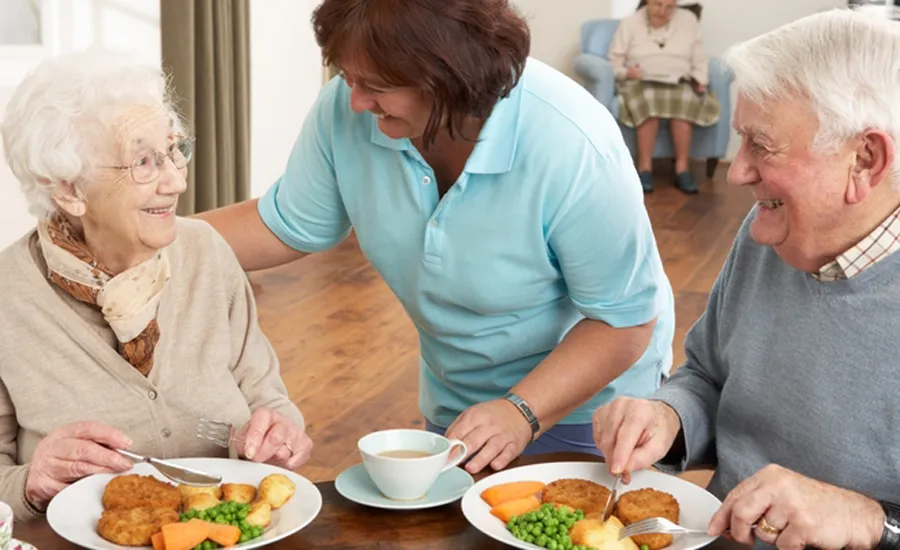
top-left (160, 0), bottom-right (251, 215)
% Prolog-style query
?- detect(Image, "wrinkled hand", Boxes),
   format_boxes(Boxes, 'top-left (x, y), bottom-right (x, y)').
top-left (627, 64), bottom-right (643, 79)
top-left (708, 464), bottom-right (884, 550)
top-left (592, 397), bottom-right (681, 483)
top-left (26, 421), bottom-right (134, 510)
top-left (694, 82), bottom-right (708, 94)
top-left (236, 408), bottom-right (313, 471)
top-left (445, 399), bottom-right (533, 475)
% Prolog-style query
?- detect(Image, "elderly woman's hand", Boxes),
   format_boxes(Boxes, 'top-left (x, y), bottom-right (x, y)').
top-left (592, 397), bottom-right (681, 483)
top-left (708, 464), bottom-right (885, 550)
top-left (236, 408), bottom-right (313, 471)
top-left (25, 421), bottom-right (134, 510)
top-left (626, 64), bottom-right (643, 80)
top-left (444, 399), bottom-right (533, 474)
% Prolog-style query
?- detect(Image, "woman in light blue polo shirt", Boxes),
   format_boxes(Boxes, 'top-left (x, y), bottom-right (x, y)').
top-left (200, 0), bottom-right (675, 475)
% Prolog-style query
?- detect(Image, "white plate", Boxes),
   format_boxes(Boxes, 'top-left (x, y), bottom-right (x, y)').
top-left (46, 458), bottom-right (322, 550)
top-left (461, 461), bottom-right (722, 550)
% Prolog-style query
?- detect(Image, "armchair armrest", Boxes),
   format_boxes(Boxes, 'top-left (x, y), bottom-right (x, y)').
top-left (574, 53), bottom-right (616, 110)
top-left (705, 56), bottom-right (734, 158)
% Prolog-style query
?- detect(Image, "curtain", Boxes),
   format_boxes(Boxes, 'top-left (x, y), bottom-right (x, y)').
top-left (160, 0), bottom-right (251, 215)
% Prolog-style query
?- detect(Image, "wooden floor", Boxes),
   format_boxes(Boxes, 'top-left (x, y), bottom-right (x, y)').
top-left (249, 163), bottom-right (755, 484)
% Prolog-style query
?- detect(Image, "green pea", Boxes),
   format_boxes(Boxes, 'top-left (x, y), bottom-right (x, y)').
top-left (532, 524), bottom-right (543, 535)
top-left (641, 546), bottom-right (650, 550)
top-left (548, 541), bottom-right (559, 550)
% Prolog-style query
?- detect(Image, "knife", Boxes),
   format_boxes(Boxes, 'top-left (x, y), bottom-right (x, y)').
top-left (601, 474), bottom-right (622, 522)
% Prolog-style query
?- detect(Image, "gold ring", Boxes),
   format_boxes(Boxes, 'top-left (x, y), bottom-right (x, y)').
top-left (757, 517), bottom-right (781, 537)
top-left (283, 442), bottom-right (294, 454)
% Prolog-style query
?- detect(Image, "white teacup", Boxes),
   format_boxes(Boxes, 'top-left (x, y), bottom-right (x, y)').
top-left (358, 429), bottom-right (468, 501)
top-left (0, 501), bottom-right (12, 549)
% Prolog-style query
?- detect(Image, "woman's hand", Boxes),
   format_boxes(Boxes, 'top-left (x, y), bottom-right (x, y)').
top-left (444, 399), bottom-right (533, 475)
top-left (627, 64), bottom-right (643, 80)
top-left (25, 421), bottom-right (134, 510)
top-left (708, 464), bottom-right (884, 550)
top-left (592, 397), bottom-right (681, 483)
top-left (236, 408), bottom-right (313, 471)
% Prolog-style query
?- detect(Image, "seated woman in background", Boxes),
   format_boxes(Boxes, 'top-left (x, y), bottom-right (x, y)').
top-left (608, 0), bottom-right (721, 194)
top-left (0, 51), bottom-right (312, 521)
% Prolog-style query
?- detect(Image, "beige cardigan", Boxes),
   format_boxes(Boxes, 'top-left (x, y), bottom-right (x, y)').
top-left (0, 218), bottom-right (303, 522)
top-left (608, 6), bottom-right (709, 85)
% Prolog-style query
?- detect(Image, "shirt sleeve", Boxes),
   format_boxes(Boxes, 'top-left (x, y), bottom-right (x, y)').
top-left (546, 146), bottom-right (669, 329)
top-left (257, 80), bottom-right (352, 253)
top-left (687, 14), bottom-right (709, 85)
top-left (0, 379), bottom-right (45, 522)
top-left (212, 231), bottom-right (305, 430)
top-left (649, 226), bottom-right (741, 472)
top-left (608, 20), bottom-right (630, 81)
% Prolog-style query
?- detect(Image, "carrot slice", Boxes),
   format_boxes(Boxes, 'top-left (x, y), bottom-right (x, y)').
top-left (151, 532), bottom-right (166, 550)
top-left (206, 522), bottom-right (242, 547)
top-left (480, 481), bottom-right (546, 507)
top-left (161, 518), bottom-right (210, 550)
top-left (490, 495), bottom-right (542, 522)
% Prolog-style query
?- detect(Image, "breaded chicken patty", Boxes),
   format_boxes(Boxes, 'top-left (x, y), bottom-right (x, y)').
top-left (614, 488), bottom-right (680, 550)
top-left (102, 474), bottom-right (182, 512)
top-left (540, 478), bottom-right (612, 516)
top-left (97, 506), bottom-right (179, 546)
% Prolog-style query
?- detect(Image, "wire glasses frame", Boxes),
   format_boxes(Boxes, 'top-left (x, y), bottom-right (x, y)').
top-left (99, 136), bottom-right (194, 184)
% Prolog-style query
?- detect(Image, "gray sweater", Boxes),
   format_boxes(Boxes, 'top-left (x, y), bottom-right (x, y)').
top-left (654, 208), bottom-right (900, 505)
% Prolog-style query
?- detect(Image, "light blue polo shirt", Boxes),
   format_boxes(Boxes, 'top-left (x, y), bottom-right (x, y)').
top-left (259, 57), bottom-right (675, 428)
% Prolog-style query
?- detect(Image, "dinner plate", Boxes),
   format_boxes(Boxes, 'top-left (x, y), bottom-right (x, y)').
top-left (46, 457), bottom-right (322, 550)
top-left (461, 461), bottom-right (722, 550)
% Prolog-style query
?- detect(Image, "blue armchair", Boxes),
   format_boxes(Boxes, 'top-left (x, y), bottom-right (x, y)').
top-left (573, 18), bottom-right (733, 178)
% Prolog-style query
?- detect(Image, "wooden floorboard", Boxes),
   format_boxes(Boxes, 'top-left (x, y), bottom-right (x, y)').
top-left (249, 163), bottom-right (756, 484)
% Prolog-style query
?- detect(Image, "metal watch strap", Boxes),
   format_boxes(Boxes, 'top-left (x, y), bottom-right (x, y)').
top-left (504, 392), bottom-right (540, 440)
top-left (877, 501), bottom-right (900, 550)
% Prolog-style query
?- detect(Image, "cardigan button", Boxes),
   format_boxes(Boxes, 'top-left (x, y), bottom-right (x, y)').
top-left (147, 390), bottom-right (158, 400)
top-left (161, 428), bottom-right (172, 438)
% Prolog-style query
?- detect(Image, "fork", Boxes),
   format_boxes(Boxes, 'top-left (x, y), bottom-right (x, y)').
top-left (619, 517), bottom-right (745, 540)
top-left (196, 418), bottom-right (294, 453)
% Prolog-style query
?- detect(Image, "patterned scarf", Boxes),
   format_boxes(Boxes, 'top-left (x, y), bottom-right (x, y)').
top-left (36, 214), bottom-right (171, 376)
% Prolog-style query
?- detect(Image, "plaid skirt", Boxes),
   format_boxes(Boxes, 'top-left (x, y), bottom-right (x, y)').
top-left (616, 79), bottom-right (722, 128)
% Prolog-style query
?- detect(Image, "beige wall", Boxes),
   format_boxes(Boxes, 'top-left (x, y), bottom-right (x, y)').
top-left (513, 0), bottom-right (610, 78)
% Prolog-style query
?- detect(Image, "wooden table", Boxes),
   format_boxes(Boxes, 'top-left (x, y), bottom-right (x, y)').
top-left (13, 452), bottom-right (745, 549)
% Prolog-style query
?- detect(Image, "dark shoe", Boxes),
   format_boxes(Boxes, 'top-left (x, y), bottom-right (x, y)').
top-left (638, 171), bottom-right (654, 193)
top-left (674, 171), bottom-right (698, 194)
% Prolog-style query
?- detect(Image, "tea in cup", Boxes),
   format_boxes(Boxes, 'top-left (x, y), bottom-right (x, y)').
top-left (358, 429), bottom-right (468, 500)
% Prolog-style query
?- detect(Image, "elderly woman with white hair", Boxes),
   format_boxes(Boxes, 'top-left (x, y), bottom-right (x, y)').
top-left (0, 51), bottom-right (312, 525)
top-left (593, 9), bottom-right (900, 550)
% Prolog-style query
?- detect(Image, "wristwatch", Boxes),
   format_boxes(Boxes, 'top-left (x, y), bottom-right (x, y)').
top-left (504, 392), bottom-right (540, 441)
top-left (877, 500), bottom-right (900, 550)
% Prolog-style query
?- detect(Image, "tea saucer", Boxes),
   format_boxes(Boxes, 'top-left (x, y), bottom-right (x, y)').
top-left (335, 463), bottom-right (474, 510)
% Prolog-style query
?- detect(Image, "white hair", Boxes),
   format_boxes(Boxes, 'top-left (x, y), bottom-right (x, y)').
top-left (0, 49), bottom-right (188, 219)
top-left (723, 8), bottom-right (900, 180)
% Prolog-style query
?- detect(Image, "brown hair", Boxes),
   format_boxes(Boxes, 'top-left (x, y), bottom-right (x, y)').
top-left (312, 0), bottom-right (531, 148)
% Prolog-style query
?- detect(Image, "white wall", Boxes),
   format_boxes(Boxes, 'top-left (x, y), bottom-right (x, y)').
top-left (513, 0), bottom-right (611, 79)
top-left (249, 0), bottom-right (323, 198)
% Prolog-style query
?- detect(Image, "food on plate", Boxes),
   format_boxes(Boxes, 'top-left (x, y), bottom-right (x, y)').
top-left (614, 488), bottom-right (680, 550)
top-left (541, 478), bottom-right (612, 517)
top-left (221, 483), bottom-right (256, 504)
top-left (96, 470), bottom-right (297, 548)
top-left (479, 477), bottom-right (683, 550)
top-left (97, 506), bottom-right (180, 546)
top-left (490, 495), bottom-right (542, 522)
top-left (569, 516), bottom-right (640, 550)
top-left (102, 474), bottom-right (183, 512)
top-left (246, 501), bottom-right (272, 528)
top-left (480, 480), bottom-right (546, 507)
top-left (258, 473), bottom-right (295, 509)
top-left (183, 493), bottom-right (220, 513)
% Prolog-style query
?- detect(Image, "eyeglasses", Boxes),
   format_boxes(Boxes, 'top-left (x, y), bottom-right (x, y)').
top-left (98, 136), bottom-right (194, 184)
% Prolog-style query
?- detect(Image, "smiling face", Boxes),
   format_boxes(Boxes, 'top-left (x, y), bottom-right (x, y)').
top-left (727, 94), bottom-right (875, 271)
top-left (55, 103), bottom-right (188, 272)
top-left (341, 59), bottom-right (434, 141)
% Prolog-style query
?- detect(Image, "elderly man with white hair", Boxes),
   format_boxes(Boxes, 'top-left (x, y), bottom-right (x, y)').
top-left (593, 9), bottom-right (900, 550)
top-left (0, 51), bottom-right (311, 529)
